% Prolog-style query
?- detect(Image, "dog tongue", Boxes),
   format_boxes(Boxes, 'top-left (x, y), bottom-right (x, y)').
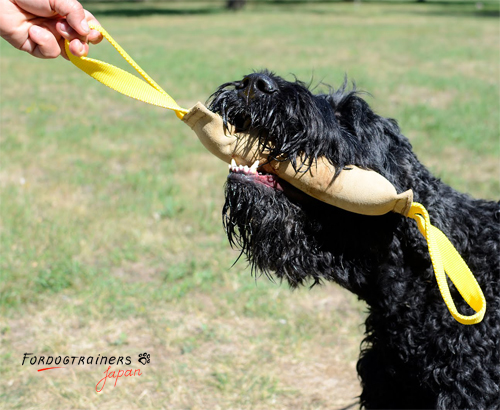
top-left (182, 102), bottom-right (413, 216)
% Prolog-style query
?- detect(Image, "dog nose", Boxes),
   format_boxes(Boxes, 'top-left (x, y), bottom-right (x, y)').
top-left (236, 73), bottom-right (278, 99)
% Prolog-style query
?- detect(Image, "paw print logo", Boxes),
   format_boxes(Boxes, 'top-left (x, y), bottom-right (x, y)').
top-left (138, 352), bottom-right (150, 365)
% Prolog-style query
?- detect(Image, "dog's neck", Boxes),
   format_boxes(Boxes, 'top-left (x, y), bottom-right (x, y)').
top-left (340, 157), bottom-right (496, 308)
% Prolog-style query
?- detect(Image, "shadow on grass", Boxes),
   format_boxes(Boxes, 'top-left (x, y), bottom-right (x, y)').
top-left (409, 8), bottom-right (499, 18)
top-left (299, 1), bottom-right (499, 18)
top-left (276, 0), bottom-right (500, 19)
top-left (92, 6), bottom-right (226, 17)
top-left (87, 0), bottom-right (499, 19)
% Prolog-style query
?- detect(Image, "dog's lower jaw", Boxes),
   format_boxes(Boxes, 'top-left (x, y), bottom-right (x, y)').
top-left (223, 174), bottom-right (400, 293)
top-left (228, 164), bottom-right (283, 191)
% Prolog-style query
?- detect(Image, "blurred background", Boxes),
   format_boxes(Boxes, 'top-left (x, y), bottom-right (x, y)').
top-left (1, 1), bottom-right (498, 408)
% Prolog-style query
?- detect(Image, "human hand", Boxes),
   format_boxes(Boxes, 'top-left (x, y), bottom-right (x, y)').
top-left (0, 0), bottom-right (103, 59)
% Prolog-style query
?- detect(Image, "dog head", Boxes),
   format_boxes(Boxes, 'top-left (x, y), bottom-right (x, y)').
top-left (208, 71), bottom-right (416, 292)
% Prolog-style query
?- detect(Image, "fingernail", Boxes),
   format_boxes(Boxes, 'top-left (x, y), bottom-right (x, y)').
top-left (30, 25), bottom-right (42, 36)
top-left (81, 19), bottom-right (90, 33)
top-left (70, 40), bottom-right (83, 56)
top-left (77, 42), bottom-right (84, 55)
top-left (59, 21), bottom-right (69, 36)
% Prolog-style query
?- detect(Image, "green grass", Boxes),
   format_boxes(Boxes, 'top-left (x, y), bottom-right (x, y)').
top-left (0, 1), bottom-right (498, 408)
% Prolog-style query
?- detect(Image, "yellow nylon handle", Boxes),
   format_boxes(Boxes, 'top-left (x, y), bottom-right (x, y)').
top-left (408, 203), bottom-right (486, 325)
top-left (65, 23), bottom-right (188, 119)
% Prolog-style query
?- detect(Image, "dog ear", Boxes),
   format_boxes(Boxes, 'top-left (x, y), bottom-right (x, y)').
top-left (326, 88), bottom-right (401, 147)
top-left (327, 90), bottom-right (374, 133)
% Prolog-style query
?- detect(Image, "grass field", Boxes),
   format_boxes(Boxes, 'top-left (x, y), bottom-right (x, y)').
top-left (0, 1), bottom-right (498, 408)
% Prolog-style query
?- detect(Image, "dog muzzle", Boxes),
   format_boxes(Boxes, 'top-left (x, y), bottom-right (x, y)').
top-left (183, 102), bottom-right (413, 217)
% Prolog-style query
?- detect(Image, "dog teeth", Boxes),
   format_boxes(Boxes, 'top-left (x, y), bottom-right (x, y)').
top-left (250, 160), bottom-right (259, 173)
top-left (229, 159), bottom-right (260, 175)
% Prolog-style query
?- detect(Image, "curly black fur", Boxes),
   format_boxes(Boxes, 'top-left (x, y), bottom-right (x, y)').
top-left (208, 71), bottom-right (500, 409)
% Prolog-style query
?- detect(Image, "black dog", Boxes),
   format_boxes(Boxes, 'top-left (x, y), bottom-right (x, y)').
top-left (208, 71), bottom-right (500, 409)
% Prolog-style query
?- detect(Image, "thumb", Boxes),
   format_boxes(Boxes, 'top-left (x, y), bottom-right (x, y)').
top-left (50, 0), bottom-right (89, 36)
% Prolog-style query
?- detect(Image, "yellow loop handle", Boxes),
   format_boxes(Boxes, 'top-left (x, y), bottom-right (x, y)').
top-left (65, 23), bottom-right (188, 119)
top-left (408, 203), bottom-right (486, 325)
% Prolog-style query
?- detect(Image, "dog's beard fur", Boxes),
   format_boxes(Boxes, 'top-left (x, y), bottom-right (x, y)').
top-left (222, 171), bottom-right (399, 295)
top-left (209, 70), bottom-right (409, 292)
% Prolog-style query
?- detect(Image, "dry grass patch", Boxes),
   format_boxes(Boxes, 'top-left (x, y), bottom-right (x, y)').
top-left (1, 282), bottom-right (364, 409)
top-left (423, 145), bottom-right (500, 199)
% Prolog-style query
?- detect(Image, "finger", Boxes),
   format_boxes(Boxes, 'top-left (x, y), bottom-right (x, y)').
top-left (55, 16), bottom-right (100, 57)
top-left (57, 35), bottom-right (88, 60)
top-left (55, 19), bottom-right (88, 58)
top-left (58, 36), bottom-right (69, 60)
top-left (68, 37), bottom-right (88, 57)
top-left (25, 25), bottom-right (61, 58)
top-left (49, 0), bottom-right (89, 36)
top-left (83, 10), bottom-right (103, 44)
top-left (55, 13), bottom-right (102, 53)
top-left (56, 19), bottom-right (85, 42)
top-left (88, 28), bottom-right (103, 45)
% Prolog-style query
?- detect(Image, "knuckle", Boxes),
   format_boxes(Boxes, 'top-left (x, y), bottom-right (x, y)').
top-left (41, 46), bottom-right (61, 58)
top-left (66, 0), bottom-right (83, 11)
